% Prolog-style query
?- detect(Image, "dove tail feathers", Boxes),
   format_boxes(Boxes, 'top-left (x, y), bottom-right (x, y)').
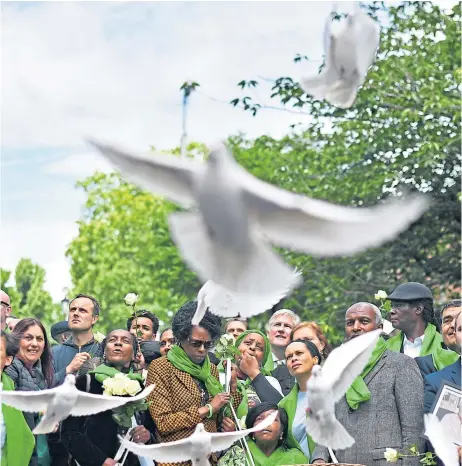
top-left (306, 417), bottom-right (355, 450)
top-left (32, 417), bottom-right (56, 435)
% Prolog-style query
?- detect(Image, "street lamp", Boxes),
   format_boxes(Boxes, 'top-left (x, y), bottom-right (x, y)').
top-left (61, 287), bottom-right (70, 318)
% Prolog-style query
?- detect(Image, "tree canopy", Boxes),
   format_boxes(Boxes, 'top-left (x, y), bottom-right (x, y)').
top-left (66, 2), bottom-right (460, 341)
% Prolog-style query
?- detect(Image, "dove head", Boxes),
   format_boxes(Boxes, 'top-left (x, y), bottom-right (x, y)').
top-left (207, 143), bottom-right (232, 167)
top-left (64, 374), bottom-right (77, 386)
top-left (195, 423), bottom-right (206, 433)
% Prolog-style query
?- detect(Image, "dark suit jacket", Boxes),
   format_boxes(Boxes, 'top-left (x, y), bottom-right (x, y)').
top-left (415, 354), bottom-right (437, 378)
top-left (271, 363), bottom-right (295, 396)
top-left (423, 357), bottom-right (461, 413)
top-left (313, 350), bottom-right (424, 466)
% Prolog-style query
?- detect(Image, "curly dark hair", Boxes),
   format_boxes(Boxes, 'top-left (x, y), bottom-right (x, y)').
top-left (126, 310), bottom-right (160, 335)
top-left (12, 318), bottom-right (54, 387)
top-left (0, 330), bottom-right (19, 357)
top-left (246, 402), bottom-right (289, 446)
top-left (419, 298), bottom-right (440, 330)
top-left (172, 301), bottom-right (222, 342)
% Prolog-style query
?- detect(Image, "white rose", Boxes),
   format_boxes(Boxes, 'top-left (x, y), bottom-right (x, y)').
top-left (374, 290), bottom-right (388, 300)
top-left (384, 448), bottom-right (399, 463)
top-left (220, 334), bottom-right (235, 346)
top-left (93, 331), bottom-right (106, 343)
top-left (124, 293), bottom-right (138, 306)
top-left (126, 379), bottom-right (142, 396)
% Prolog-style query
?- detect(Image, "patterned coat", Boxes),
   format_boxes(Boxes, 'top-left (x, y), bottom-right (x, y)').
top-left (146, 356), bottom-right (243, 466)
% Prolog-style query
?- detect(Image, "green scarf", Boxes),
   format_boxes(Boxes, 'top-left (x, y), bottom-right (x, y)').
top-left (233, 330), bottom-right (273, 419)
top-left (344, 336), bottom-right (387, 410)
top-left (1, 372), bottom-right (35, 466)
top-left (386, 324), bottom-right (459, 370)
top-left (89, 364), bottom-right (144, 383)
top-left (278, 384), bottom-right (315, 460)
top-left (247, 438), bottom-right (308, 466)
top-left (167, 345), bottom-right (223, 397)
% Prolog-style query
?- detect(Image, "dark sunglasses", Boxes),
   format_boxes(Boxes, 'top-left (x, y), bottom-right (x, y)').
top-left (188, 338), bottom-right (214, 350)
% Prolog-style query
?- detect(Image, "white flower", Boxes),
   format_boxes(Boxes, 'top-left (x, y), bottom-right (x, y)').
top-left (124, 293), bottom-right (138, 306)
top-left (384, 448), bottom-right (399, 462)
top-left (102, 373), bottom-right (142, 397)
top-left (220, 334), bottom-right (235, 346)
top-left (93, 331), bottom-right (106, 343)
top-left (375, 290), bottom-right (388, 300)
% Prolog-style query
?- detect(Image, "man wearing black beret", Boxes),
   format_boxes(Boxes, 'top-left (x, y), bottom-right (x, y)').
top-left (386, 282), bottom-right (458, 371)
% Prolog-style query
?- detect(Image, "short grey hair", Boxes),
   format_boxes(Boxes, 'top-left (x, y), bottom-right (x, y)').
top-left (266, 309), bottom-right (301, 331)
top-left (345, 302), bottom-right (383, 325)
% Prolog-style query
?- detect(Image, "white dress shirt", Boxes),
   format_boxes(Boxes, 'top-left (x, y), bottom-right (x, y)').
top-left (402, 333), bottom-right (425, 358)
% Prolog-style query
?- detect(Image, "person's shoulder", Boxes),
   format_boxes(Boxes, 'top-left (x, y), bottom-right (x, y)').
top-left (384, 348), bottom-right (415, 364)
top-left (424, 363), bottom-right (453, 385)
top-left (149, 355), bottom-right (171, 371)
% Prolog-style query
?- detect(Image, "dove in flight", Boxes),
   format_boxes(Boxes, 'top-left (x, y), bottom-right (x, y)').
top-left (192, 269), bottom-right (301, 325)
top-left (118, 411), bottom-right (278, 466)
top-left (424, 413), bottom-right (460, 466)
top-left (304, 329), bottom-right (382, 449)
top-left (88, 140), bottom-right (428, 305)
top-left (301, 6), bottom-right (380, 108)
top-left (1, 374), bottom-right (154, 434)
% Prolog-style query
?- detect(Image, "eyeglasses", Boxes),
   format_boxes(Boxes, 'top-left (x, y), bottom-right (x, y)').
top-left (187, 338), bottom-right (214, 350)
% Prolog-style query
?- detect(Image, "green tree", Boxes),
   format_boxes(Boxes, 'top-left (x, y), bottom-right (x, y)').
top-left (66, 143), bottom-right (208, 334)
top-left (1, 259), bottom-right (60, 329)
top-left (228, 1), bottom-right (461, 341)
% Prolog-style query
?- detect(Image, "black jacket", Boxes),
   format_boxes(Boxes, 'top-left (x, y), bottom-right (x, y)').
top-left (61, 373), bottom-right (155, 466)
top-left (271, 364), bottom-right (295, 396)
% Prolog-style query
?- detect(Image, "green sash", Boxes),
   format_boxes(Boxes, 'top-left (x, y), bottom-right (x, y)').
top-left (167, 345), bottom-right (222, 396)
top-left (247, 438), bottom-right (308, 466)
top-left (89, 364), bottom-right (144, 383)
top-left (278, 384), bottom-right (315, 461)
top-left (1, 373), bottom-right (35, 466)
top-left (386, 324), bottom-right (459, 370)
top-left (345, 336), bottom-right (387, 410)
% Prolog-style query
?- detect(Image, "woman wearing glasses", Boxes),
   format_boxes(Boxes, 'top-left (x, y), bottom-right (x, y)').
top-left (146, 301), bottom-right (242, 466)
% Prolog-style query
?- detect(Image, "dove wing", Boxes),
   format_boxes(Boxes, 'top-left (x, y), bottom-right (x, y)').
top-left (71, 384), bottom-right (154, 416)
top-left (200, 276), bottom-right (299, 319)
top-left (353, 10), bottom-right (380, 78)
top-left (88, 139), bottom-right (203, 208)
top-left (315, 330), bottom-right (382, 403)
top-left (238, 167), bottom-right (429, 256)
top-left (209, 412), bottom-right (278, 452)
top-left (1, 389), bottom-right (57, 413)
top-left (119, 436), bottom-right (193, 462)
top-left (424, 414), bottom-right (459, 466)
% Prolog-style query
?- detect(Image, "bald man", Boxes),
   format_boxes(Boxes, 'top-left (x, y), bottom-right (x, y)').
top-left (0, 290), bottom-right (12, 330)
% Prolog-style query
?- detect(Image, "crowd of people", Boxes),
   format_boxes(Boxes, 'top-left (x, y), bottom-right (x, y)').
top-left (0, 282), bottom-right (460, 466)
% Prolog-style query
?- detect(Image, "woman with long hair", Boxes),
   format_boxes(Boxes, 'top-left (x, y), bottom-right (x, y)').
top-left (279, 339), bottom-right (323, 462)
top-left (6, 318), bottom-right (54, 466)
top-left (61, 329), bottom-right (154, 466)
top-left (291, 321), bottom-right (332, 360)
top-left (146, 301), bottom-right (242, 466)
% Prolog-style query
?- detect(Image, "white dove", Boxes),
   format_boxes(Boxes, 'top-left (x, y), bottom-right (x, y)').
top-left (1, 374), bottom-right (154, 434)
top-left (118, 411), bottom-right (278, 466)
top-left (424, 413), bottom-right (460, 466)
top-left (192, 269), bottom-right (301, 325)
top-left (300, 7), bottom-right (380, 108)
top-left (305, 329), bottom-right (382, 449)
top-left (88, 140), bottom-right (428, 302)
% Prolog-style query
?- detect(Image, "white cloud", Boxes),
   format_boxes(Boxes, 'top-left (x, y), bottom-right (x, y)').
top-left (1, 1), bottom-right (335, 302)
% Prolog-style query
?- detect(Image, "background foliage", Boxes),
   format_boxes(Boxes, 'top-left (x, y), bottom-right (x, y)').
top-left (3, 2), bottom-right (460, 343)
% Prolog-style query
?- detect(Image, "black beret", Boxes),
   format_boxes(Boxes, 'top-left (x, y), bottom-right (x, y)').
top-left (51, 321), bottom-right (70, 342)
top-left (387, 282), bottom-right (433, 301)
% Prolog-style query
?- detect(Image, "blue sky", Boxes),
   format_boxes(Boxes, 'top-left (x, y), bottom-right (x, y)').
top-left (1, 1), bottom-right (366, 300)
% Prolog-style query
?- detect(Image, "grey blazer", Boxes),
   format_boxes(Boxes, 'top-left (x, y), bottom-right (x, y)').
top-left (313, 349), bottom-right (424, 466)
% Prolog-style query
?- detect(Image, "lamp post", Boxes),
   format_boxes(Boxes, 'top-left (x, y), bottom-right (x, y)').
top-left (61, 287), bottom-right (70, 319)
